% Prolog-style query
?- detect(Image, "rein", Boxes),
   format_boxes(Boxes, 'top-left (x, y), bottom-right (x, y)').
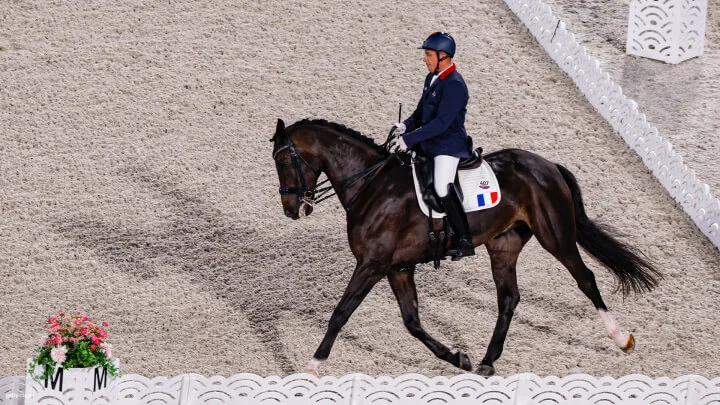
top-left (274, 140), bottom-right (395, 213)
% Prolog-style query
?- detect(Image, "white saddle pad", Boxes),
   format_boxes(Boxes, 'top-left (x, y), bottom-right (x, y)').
top-left (411, 159), bottom-right (502, 218)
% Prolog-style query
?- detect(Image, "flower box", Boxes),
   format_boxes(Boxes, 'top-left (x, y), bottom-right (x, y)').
top-left (24, 359), bottom-right (120, 405)
top-left (24, 311), bottom-right (121, 404)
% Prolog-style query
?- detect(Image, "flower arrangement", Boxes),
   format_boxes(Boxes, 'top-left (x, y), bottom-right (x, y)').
top-left (29, 311), bottom-right (119, 381)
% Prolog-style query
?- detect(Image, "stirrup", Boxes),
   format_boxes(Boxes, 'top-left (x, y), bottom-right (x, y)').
top-left (448, 239), bottom-right (475, 261)
top-left (448, 248), bottom-right (475, 261)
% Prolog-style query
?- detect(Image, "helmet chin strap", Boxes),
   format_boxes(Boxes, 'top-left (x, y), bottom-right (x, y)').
top-left (433, 50), bottom-right (451, 74)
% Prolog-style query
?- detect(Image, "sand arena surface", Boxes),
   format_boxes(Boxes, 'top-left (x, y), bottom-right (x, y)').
top-left (1, 1), bottom-right (719, 378)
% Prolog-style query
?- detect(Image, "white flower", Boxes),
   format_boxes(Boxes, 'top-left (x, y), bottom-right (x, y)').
top-left (50, 346), bottom-right (68, 364)
top-left (101, 343), bottom-right (112, 358)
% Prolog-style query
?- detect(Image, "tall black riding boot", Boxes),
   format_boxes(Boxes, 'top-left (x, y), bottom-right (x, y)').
top-left (441, 185), bottom-right (476, 261)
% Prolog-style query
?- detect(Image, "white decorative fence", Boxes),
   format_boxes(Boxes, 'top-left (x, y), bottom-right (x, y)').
top-left (503, 0), bottom-right (720, 250)
top-left (3, 373), bottom-right (720, 404)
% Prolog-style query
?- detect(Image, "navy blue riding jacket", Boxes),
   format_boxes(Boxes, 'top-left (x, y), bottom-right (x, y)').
top-left (401, 64), bottom-right (472, 158)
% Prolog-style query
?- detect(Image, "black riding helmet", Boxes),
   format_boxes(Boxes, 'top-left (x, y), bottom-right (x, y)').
top-left (419, 32), bottom-right (456, 74)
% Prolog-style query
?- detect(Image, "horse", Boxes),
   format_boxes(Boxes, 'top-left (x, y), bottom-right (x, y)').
top-left (270, 118), bottom-right (661, 376)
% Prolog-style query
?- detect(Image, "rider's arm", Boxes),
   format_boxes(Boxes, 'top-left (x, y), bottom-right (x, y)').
top-left (402, 80), bottom-right (467, 148)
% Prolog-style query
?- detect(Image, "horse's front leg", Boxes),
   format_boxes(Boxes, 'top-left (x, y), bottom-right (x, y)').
top-left (305, 261), bottom-right (387, 376)
top-left (386, 267), bottom-right (472, 371)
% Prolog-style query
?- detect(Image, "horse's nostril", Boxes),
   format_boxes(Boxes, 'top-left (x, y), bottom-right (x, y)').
top-left (284, 209), bottom-right (293, 218)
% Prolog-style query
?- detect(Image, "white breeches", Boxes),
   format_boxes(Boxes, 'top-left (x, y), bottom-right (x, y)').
top-left (433, 155), bottom-right (460, 197)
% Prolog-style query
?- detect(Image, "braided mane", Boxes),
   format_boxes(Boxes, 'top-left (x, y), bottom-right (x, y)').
top-left (288, 119), bottom-right (389, 156)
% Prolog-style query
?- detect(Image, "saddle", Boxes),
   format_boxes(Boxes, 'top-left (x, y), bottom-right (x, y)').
top-left (413, 147), bottom-right (483, 213)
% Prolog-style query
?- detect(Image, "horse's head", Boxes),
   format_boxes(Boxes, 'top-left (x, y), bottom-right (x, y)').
top-left (270, 119), bottom-right (323, 219)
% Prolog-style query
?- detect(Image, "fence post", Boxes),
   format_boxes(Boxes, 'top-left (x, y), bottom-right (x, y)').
top-left (685, 376), bottom-right (699, 405)
top-left (180, 374), bottom-right (192, 404)
top-left (514, 373), bottom-right (532, 405)
top-left (349, 374), bottom-right (362, 405)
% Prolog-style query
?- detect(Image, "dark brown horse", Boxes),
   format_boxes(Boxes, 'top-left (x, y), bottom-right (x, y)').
top-left (270, 118), bottom-right (660, 376)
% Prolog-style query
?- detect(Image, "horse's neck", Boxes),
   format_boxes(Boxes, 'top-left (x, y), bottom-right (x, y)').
top-left (318, 134), bottom-right (385, 206)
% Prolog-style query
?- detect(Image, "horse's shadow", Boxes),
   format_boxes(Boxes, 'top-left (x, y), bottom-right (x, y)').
top-left (49, 166), bottom-right (345, 375)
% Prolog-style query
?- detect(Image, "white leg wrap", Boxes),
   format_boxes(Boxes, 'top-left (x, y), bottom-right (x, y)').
top-left (305, 358), bottom-right (323, 375)
top-left (598, 310), bottom-right (630, 348)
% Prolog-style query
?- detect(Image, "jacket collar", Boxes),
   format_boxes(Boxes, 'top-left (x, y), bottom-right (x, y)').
top-left (438, 63), bottom-right (456, 80)
top-left (425, 63), bottom-right (456, 94)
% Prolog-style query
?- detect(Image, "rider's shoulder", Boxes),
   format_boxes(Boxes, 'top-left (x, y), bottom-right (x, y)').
top-left (442, 72), bottom-right (468, 89)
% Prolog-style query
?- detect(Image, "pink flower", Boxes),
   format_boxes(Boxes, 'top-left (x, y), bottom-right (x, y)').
top-left (91, 336), bottom-right (101, 344)
top-left (102, 322), bottom-right (109, 327)
top-left (101, 343), bottom-right (112, 358)
top-left (74, 319), bottom-right (82, 325)
top-left (50, 346), bottom-right (67, 364)
top-left (69, 337), bottom-right (77, 344)
top-left (39, 337), bottom-right (48, 346)
top-left (79, 328), bottom-right (88, 335)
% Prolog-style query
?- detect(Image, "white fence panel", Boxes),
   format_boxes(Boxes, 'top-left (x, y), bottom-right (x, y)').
top-left (626, 0), bottom-right (707, 64)
top-left (4, 374), bottom-right (720, 404)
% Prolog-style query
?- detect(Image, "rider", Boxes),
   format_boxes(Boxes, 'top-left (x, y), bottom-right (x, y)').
top-left (393, 32), bottom-right (475, 261)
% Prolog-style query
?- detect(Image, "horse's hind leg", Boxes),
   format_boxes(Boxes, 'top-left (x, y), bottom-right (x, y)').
top-left (386, 267), bottom-right (472, 371)
top-left (532, 213), bottom-right (636, 353)
top-left (478, 225), bottom-right (532, 376)
top-left (556, 247), bottom-right (635, 352)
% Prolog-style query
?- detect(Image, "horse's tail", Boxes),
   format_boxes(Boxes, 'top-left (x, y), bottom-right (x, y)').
top-left (556, 164), bottom-right (662, 296)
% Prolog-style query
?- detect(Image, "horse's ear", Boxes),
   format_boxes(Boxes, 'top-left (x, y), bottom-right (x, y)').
top-left (270, 118), bottom-right (286, 142)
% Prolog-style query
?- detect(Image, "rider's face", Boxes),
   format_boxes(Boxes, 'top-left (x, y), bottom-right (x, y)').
top-left (423, 50), bottom-right (437, 73)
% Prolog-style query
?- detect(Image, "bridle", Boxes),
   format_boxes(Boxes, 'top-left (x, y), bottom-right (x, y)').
top-left (273, 138), bottom-right (394, 213)
top-left (273, 140), bottom-right (324, 206)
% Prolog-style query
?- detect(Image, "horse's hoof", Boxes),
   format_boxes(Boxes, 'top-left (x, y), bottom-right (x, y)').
top-left (453, 351), bottom-right (473, 371)
top-left (622, 333), bottom-right (636, 354)
top-left (476, 364), bottom-right (495, 376)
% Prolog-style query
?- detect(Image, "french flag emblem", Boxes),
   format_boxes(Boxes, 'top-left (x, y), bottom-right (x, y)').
top-left (477, 192), bottom-right (499, 207)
